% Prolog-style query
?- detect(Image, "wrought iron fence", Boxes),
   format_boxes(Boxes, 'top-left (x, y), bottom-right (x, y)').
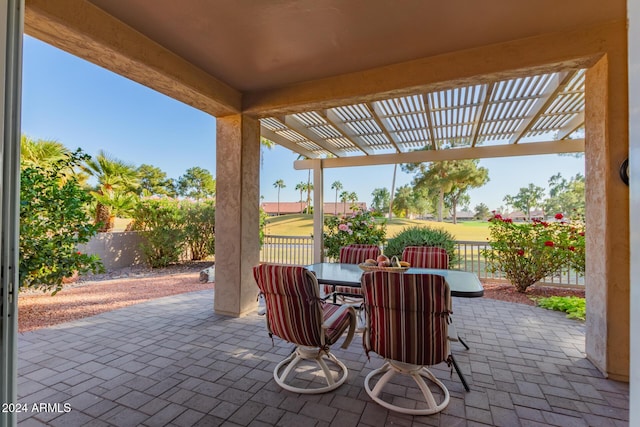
top-left (260, 236), bottom-right (584, 287)
top-left (260, 235), bottom-right (314, 265)
top-left (452, 240), bottom-right (584, 286)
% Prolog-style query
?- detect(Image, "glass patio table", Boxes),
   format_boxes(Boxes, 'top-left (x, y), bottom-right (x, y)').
top-left (306, 262), bottom-right (485, 299)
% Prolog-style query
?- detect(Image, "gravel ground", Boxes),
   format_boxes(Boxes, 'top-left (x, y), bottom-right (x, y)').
top-left (18, 262), bottom-right (214, 333)
top-left (17, 263), bottom-right (585, 333)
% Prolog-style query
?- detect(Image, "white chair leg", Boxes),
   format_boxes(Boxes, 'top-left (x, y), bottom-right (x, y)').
top-left (364, 361), bottom-right (450, 415)
top-left (274, 346), bottom-right (349, 394)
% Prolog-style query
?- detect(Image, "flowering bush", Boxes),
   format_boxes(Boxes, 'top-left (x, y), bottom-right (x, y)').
top-left (323, 209), bottom-right (386, 259)
top-left (483, 213), bottom-right (585, 292)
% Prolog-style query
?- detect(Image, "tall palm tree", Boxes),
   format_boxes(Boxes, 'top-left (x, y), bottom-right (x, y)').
top-left (82, 150), bottom-right (139, 231)
top-left (339, 190), bottom-right (350, 215)
top-left (295, 181), bottom-right (305, 204)
top-left (303, 182), bottom-right (313, 214)
top-left (260, 137), bottom-right (275, 169)
top-left (348, 191), bottom-right (358, 212)
top-left (273, 179), bottom-right (286, 216)
top-left (331, 181), bottom-right (343, 214)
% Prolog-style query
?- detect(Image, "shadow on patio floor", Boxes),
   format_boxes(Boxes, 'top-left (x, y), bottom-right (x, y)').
top-left (17, 290), bottom-right (628, 426)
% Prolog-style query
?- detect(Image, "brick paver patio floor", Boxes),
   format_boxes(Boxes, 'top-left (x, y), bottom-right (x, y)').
top-left (16, 290), bottom-right (629, 426)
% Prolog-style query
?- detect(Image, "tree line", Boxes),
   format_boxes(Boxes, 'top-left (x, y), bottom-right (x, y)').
top-left (22, 135), bottom-right (217, 231)
top-left (369, 159), bottom-right (584, 222)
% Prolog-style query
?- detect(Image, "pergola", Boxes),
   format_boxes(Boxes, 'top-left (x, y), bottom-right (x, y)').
top-left (0, 1), bottom-right (636, 424)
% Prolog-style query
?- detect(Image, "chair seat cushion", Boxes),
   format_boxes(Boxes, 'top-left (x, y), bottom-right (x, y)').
top-left (322, 304), bottom-right (354, 345)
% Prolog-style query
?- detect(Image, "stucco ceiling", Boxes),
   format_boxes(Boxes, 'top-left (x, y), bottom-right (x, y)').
top-left (87, 0), bottom-right (623, 92)
top-left (25, 0), bottom-right (623, 161)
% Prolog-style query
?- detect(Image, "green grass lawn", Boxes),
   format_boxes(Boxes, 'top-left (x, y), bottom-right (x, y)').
top-left (265, 214), bottom-right (490, 241)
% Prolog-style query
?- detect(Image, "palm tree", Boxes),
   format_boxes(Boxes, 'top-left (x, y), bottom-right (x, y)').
top-left (295, 181), bottom-right (305, 205)
top-left (273, 179), bottom-right (286, 216)
top-left (82, 150), bottom-right (139, 231)
top-left (20, 135), bottom-right (85, 183)
top-left (339, 190), bottom-right (350, 215)
top-left (348, 191), bottom-right (358, 212)
top-left (331, 181), bottom-right (343, 214)
top-left (303, 182), bottom-right (313, 214)
top-left (21, 135), bottom-right (70, 167)
top-left (260, 137), bottom-right (275, 169)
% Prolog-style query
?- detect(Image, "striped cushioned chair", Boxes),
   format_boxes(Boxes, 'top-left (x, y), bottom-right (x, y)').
top-left (321, 244), bottom-right (381, 299)
top-left (402, 246), bottom-right (449, 269)
top-left (253, 263), bottom-right (356, 394)
top-left (361, 271), bottom-right (456, 415)
top-left (401, 246), bottom-right (471, 353)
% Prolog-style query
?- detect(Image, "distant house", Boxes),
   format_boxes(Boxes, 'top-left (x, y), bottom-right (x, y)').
top-left (455, 210), bottom-right (475, 221)
top-left (261, 202), bottom-right (307, 216)
top-left (324, 202), bottom-right (367, 215)
top-left (261, 201), bottom-right (367, 216)
top-left (507, 209), bottom-right (545, 222)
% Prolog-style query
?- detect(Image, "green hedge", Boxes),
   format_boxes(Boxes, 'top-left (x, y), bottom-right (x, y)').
top-left (384, 226), bottom-right (457, 266)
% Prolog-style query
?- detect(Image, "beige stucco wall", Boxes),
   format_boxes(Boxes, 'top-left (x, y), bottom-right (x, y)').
top-left (585, 48), bottom-right (630, 380)
top-left (78, 232), bottom-right (145, 270)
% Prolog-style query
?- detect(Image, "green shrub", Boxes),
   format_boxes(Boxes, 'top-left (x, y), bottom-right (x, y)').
top-left (259, 206), bottom-right (268, 246)
top-left (536, 296), bottom-right (586, 320)
top-left (384, 226), bottom-right (457, 265)
top-left (483, 213), bottom-right (585, 293)
top-left (132, 199), bottom-right (186, 267)
top-left (20, 150), bottom-right (104, 294)
top-left (323, 209), bottom-right (386, 259)
top-left (182, 200), bottom-right (215, 260)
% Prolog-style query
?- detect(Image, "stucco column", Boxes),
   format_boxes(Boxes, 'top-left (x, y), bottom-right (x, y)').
top-left (312, 160), bottom-right (324, 263)
top-left (214, 114), bottom-right (260, 317)
top-left (585, 53), bottom-right (629, 380)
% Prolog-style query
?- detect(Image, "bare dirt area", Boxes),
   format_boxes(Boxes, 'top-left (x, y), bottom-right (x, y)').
top-left (18, 263), bottom-right (584, 333)
top-left (480, 279), bottom-right (585, 306)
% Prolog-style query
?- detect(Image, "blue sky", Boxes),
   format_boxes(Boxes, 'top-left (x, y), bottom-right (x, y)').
top-left (22, 35), bottom-right (585, 211)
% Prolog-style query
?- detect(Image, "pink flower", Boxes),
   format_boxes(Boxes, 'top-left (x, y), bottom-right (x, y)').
top-left (338, 224), bottom-right (349, 232)
top-left (555, 213), bottom-right (564, 220)
top-left (544, 241), bottom-right (554, 247)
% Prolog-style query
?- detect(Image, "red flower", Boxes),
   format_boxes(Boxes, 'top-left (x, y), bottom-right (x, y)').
top-left (504, 218), bottom-right (513, 223)
top-left (494, 214), bottom-right (503, 220)
top-left (579, 232), bottom-right (585, 237)
top-left (555, 213), bottom-right (564, 220)
top-left (544, 241), bottom-right (554, 247)
top-left (568, 246), bottom-right (575, 251)
top-left (516, 249), bottom-right (525, 256)
top-left (77, 251), bottom-right (82, 255)
top-left (541, 222), bottom-right (549, 228)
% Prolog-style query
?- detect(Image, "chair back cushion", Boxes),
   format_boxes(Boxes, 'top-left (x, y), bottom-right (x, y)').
top-left (253, 264), bottom-right (324, 347)
top-left (362, 271), bottom-right (450, 366)
top-left (339, 245), bottom-right (381, 264)
top-left (402, 246), bottom-right (449, 269)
